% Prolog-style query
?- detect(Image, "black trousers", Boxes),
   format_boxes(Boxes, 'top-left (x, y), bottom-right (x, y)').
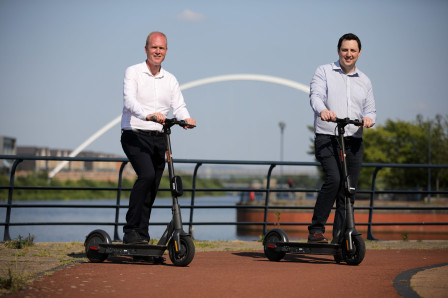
top-left (120, 130), bottom-right (166, 240)
top-left (308, 134), bottom-right (363, 240)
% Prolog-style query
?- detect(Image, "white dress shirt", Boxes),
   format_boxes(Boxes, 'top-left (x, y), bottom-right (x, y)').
top-left (121, 62), bottom-right (191, 131)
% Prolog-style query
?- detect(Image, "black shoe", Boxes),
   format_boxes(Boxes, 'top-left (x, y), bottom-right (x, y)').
top-left (123, 230), bottom-right (148, 245)
top-left (307, 232), bottom-right (329, 243)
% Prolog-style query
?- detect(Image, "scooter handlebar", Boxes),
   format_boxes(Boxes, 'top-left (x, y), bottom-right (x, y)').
top-left (164, 118), bottom-right (196, 129)
top-left (333, 117), bottom-right (363, 127)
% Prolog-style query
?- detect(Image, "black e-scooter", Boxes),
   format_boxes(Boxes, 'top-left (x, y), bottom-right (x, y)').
top-left (84, 118), bottom-right (195, 267)
top-left (263, 117), bottom-right (366, 265)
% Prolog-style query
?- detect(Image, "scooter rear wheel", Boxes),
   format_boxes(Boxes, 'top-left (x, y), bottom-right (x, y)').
top-left (263, 229), bottom-right (288, 261)
top-left (343, 235), bottom-right (366, 265)
top-left (168, 236), bottom-right (195, 267)
top-left (84, 229), bottom-right (111, 263)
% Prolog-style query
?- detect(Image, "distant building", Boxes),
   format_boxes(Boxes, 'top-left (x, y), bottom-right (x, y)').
top-left (16, 146), bottom-right (122, 173)
top-left (0, 136), bottom-right (16, 155)
top-left (15, 146), bottom-right (135, 181)
top-left (0, 136), bottom-right (17, 174)
top-left (0, 136), bottom-right (135, 181)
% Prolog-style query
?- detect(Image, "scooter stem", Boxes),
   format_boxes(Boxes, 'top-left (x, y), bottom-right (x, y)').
top-left (344, 201), bottom-right (355, 252)
top-left (335, 118), bottom-right (360, 253)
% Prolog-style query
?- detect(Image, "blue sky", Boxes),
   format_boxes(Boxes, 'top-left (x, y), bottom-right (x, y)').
top-left (1, 0), bottom-right (447, 164)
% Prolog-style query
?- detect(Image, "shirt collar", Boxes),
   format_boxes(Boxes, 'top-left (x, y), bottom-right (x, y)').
top-left (332, 60), bottom-right (359, 76)
top-left (141, 61), bottom-right (165, 79)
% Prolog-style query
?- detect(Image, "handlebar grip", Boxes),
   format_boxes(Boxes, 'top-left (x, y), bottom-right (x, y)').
top-left (178, 120), bottom-right (196, 128)
top-left (164, 118), bottom-right (196, 129)
top-left (334, 117), bottom-right (363, 126)
top-left (350, 119), bottom-right (363, 126)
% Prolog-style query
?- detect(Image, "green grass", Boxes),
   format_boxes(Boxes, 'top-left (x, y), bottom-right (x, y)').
top-left (0, 268), bottom-right (29, 292)
top-left (193, 241), bottom-right (218, 249)
top-left (4, 234), bottom-right (35, 249)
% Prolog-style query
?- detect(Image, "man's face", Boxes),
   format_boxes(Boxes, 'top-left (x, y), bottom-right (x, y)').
top-left (338, 39), bottom-right (361, 72)
top-left (145, 33), bottom-right (167, 67)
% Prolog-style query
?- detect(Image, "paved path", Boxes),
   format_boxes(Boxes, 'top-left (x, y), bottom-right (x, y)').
top-left (6, 249), bottom-right (448, 297)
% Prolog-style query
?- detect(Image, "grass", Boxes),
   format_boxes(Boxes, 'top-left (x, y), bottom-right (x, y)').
top-left (0, 268), bottom-right (29, 292)
top-left (0, 236), bottom-right (86, 295)
top-left (4, 234), bottom-right (35, 249)
top-left (0, 234), bottom-right (36, 293)
top-left (194, 240), bottom-right (218, 249)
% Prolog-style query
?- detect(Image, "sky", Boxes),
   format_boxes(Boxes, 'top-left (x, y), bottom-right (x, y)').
top-left (1, 0), bottom-right (447, 166)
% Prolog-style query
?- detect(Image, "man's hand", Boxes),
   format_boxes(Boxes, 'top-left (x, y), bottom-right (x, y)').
top-left (184, 118), bottom-right (196, 129)
top-left (362, 117), bottom-right (374, 128)
top-left (147, 113), bottom-right (166, 125)
top-left (320, 109), bottom-right (337, 121)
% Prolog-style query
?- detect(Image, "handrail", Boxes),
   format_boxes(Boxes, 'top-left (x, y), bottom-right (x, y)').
top-left (1, 154), bottom-right (447, 242)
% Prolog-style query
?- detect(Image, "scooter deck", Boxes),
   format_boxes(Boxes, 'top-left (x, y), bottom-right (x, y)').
top-left (271, 241), bottom-right (340, 255)
top-left (99, 243), bottom-right (167, 257)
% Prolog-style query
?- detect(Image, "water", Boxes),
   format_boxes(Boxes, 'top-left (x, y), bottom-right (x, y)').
top-left (0, 195), bottom-right (260, 242)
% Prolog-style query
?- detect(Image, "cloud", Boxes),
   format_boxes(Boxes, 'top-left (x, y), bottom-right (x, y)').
top-left (413, 102), bottom-right (428, 111)
top-left (175, 9), bottom-right (206, 22)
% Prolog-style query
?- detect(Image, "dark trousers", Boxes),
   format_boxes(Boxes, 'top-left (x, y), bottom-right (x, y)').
top-left (120, 130), bottom-right (166, 240)
top-left (308, 134), bottom-right (363, 240)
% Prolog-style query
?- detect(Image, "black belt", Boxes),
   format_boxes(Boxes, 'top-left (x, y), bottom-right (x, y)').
top-left (316, 133), bottom-right (361, 141)
top-left (122, 129), bottom-right (163, 136)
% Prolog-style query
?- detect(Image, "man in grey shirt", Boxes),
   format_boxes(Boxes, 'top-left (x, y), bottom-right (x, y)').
top-left (308, 33), bottom-right (376, 243)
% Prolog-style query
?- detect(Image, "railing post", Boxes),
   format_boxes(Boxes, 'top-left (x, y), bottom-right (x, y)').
top-left (113, 161), bottom-right (128, 241)
top-left (188, 163), bottom-right (202, 238)
top-left (263, 164), bottom-right (276, 236)
top-left (3, 159), bottom-right (23, 241)
top-left (367, 166), bottom-right (382, 241)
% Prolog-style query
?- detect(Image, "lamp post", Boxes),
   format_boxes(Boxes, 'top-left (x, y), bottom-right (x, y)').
top-left (417, 114), bottom-right (442, 203)
top-left (279, 121), bottom-right (286, 185)
top-left (426, 114), bottom-right (443, 202)
top-left (428, 121), bottom-right (431, 203)
top-left (417, 114), bottom-right (430, 202)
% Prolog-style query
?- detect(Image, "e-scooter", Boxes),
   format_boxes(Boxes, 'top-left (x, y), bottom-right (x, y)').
top-left (84, 118), bottom-right (195, 267)
top-left (263, 117), bottom-right (366, 265)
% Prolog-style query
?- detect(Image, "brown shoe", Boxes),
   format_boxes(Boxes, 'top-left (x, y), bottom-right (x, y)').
top-left (308, 232), bottom-right (328, 243)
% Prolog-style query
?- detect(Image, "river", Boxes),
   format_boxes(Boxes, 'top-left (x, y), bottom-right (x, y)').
top-left (0, 195), bottom-right (261, 243)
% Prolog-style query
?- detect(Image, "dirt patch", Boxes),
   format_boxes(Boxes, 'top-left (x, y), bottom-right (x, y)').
top-left (1, 239), bottom-right (447, 296)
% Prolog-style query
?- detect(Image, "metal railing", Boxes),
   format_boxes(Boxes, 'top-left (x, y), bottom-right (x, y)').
top-left (1, 154), bottom-right (447, 242)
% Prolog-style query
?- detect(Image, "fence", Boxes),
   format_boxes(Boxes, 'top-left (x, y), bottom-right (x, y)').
top-left (1, 155), bottom-right (448, 242)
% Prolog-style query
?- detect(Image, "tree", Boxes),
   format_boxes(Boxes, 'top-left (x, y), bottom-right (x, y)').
top-left (308, 115), bottom-right (448, 192)
top-left (363, 115), bottom-right (448, 191)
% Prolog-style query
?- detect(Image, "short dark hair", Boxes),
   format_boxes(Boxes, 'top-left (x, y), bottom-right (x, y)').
top-left (338, 33), bottom-right (361, 51)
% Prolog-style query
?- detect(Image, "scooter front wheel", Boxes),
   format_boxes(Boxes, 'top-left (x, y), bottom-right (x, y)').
top-left (168, 236), bottom-right (195, 266)
top-left (343, 235), bottom-right (366, 265)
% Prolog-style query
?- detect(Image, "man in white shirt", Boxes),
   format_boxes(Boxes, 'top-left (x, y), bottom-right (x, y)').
top-left (308, 33), bottom-right (376, 243)
top-left (121, 32), bottom-right (196, 244)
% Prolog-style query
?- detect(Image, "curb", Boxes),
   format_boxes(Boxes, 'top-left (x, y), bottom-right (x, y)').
top-left (394, 262), bottom-right (448, 297)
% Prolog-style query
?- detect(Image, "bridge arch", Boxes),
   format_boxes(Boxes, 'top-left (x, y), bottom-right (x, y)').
top-left (48, 74), bottom-right (310, 178)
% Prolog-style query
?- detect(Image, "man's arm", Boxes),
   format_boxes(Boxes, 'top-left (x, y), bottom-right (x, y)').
top-left (123, 66), bottom-right (147, 121)
top-left (362, 79), bottom-right (376, 128)
top-left (310, 66), bottom-right (336, 121)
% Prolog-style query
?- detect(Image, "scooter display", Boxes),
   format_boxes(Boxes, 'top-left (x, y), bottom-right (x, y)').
top-left (263, 117), bottom-right (366, 265)
top-left (84, 118), bottom-right (195, 267)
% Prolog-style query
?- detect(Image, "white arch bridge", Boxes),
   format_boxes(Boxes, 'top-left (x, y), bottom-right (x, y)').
top-left (48, 74), bottom-right (310, 179)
